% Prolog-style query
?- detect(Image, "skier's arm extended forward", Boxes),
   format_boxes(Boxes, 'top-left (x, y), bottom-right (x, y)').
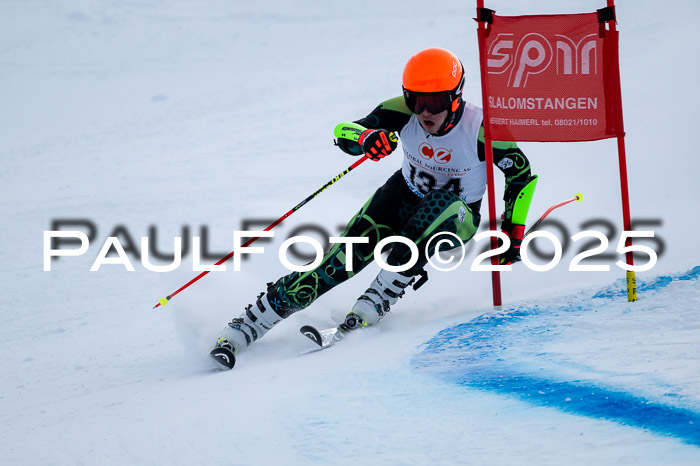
top-left (335, 96), bottom-right (412, 156)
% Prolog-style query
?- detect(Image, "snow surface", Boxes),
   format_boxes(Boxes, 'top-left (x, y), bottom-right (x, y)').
top-left (1, 0), bottom-right (699, 464)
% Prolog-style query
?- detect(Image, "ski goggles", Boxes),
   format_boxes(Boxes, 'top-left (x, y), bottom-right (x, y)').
top-left (402, 88), bottom-right (456, 115)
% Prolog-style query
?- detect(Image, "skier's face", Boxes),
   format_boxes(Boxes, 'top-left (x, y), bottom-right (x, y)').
top-left (416, 108), bottom-right (448, 135)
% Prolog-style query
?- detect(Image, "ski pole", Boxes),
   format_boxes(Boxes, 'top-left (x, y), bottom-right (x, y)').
top-left (153, 122), bottom-right (372, 309)
top-left (526, 193), bottom-right (583, 236)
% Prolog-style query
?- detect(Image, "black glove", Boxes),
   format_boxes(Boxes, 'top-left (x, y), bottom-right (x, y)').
top-left (499, 220), bottom-right (525, 265)
top-left (357, 129), bottom-right (398, 161)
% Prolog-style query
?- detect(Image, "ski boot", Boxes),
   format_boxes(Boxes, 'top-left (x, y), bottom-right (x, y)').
top-left (210, 286), bottom-right (289, 369)
top-left (299, 269), bottom-right (426, 349)
top-left (328, 269), bottom-right (415, 343)
top-left (300, 270), bottom-right (414, 348)
top-left (349, 268), bottom-right (414, 327)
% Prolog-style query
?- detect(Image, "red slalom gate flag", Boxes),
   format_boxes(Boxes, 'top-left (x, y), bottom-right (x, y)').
top-left (479, 11), bottom-right (624, 142)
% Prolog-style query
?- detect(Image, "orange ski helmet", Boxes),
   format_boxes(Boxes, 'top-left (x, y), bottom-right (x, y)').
top-left (402, 48), bottom-right (465, 115)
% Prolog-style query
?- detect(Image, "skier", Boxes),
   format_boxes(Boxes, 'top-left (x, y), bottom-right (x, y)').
top-left (212, 47), bottom-right (537, 363)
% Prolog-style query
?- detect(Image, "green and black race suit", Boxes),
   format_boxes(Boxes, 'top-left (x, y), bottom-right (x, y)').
top-left (265, 97), bottom-right (536, 317)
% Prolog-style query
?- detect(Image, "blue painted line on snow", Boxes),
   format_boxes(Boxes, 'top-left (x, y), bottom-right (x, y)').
top-left (592, 265), bottom-right (700, 299)
top-left (413, 266), bottom-right (700, 445)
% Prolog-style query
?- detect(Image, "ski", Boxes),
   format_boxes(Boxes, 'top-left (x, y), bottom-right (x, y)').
top-left (299, 324), bottom-right (341, 349)
top-left (209, 346), bottom-right (236, 370)
top-left (300, 313), bottom-right (365, 352)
